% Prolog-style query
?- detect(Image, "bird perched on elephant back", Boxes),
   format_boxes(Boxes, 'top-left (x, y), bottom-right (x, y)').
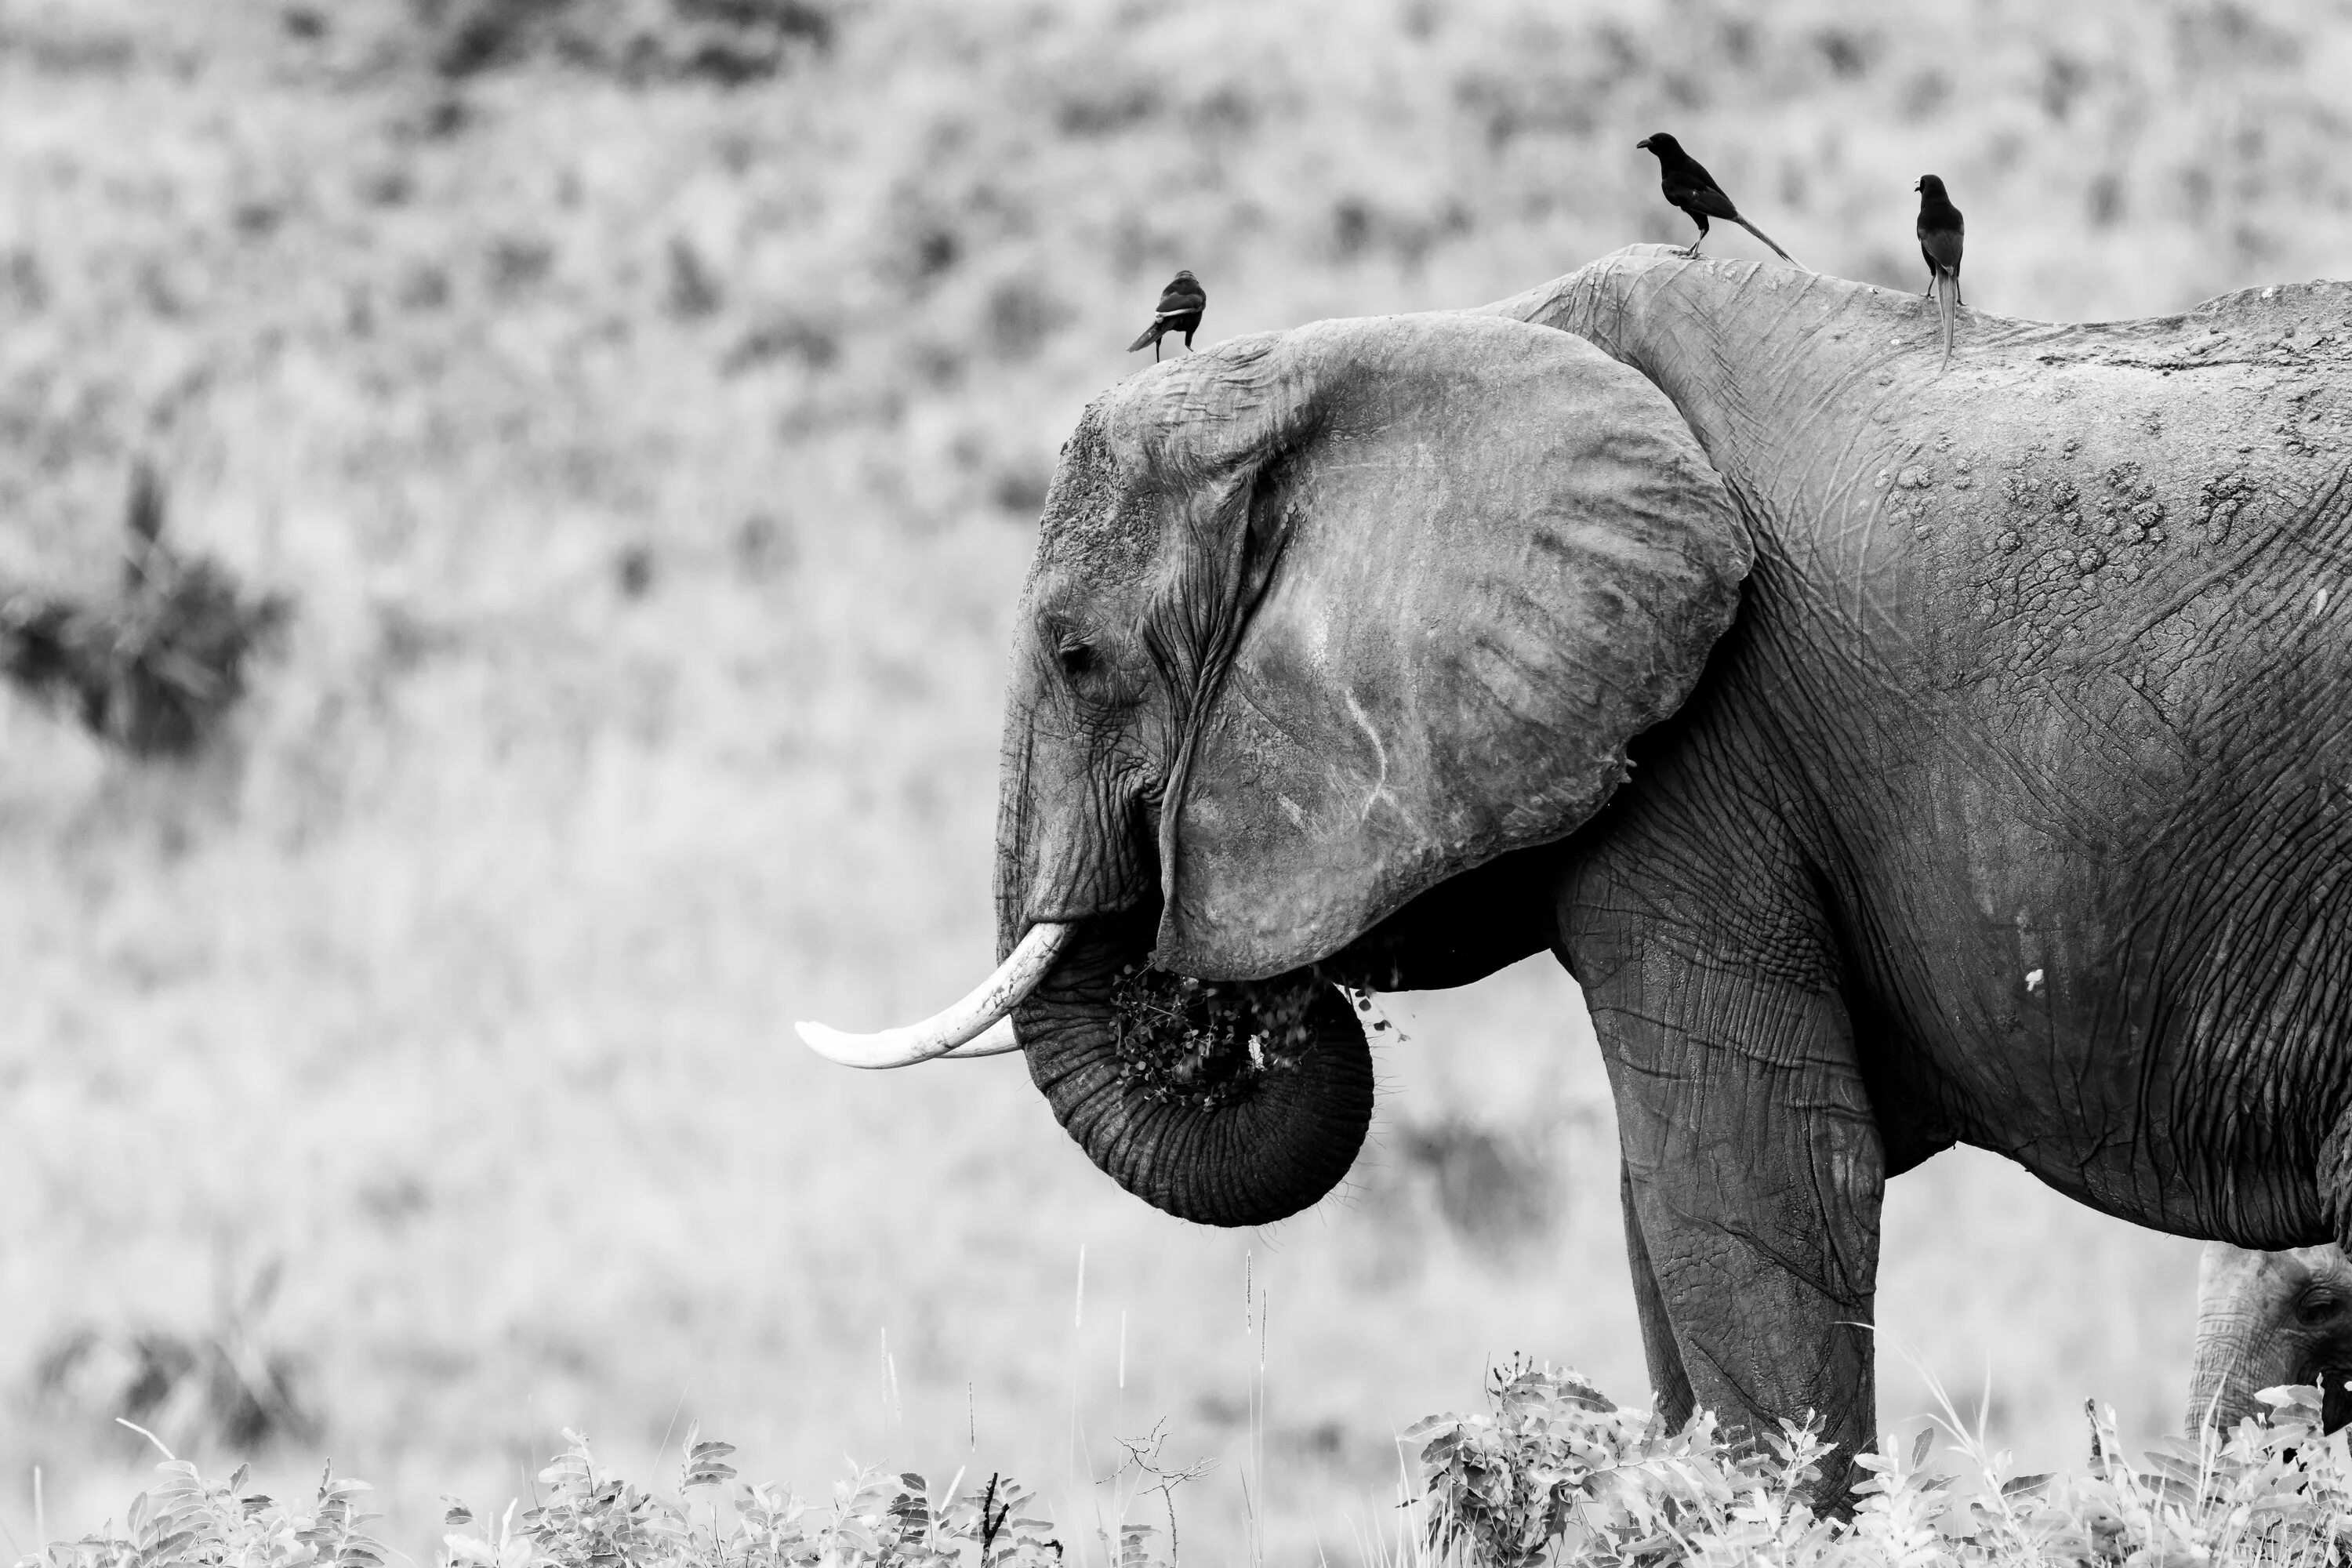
top-left (1127, 270), bottom-right (1207, 361)
top-left (2188, 1243), bottom-right (2352, 1438)
top-left (800, 246), bottom-right (2352, 1505)
top-left (1637, 132), bottom-right (1798, 264)
top-left (1915, 175), bottom-right (1965, 372)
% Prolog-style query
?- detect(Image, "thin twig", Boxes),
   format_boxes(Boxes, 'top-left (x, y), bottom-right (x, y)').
top-left (115, 1417), bottom-right (176, 1461)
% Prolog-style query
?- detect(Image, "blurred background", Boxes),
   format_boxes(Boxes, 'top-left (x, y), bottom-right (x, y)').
top-left (2, 0), bottom-right (2345, 1561)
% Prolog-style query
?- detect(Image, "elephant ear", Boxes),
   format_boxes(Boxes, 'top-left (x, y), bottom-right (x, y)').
top-left (1152, 311), bottom-right (1749, 979)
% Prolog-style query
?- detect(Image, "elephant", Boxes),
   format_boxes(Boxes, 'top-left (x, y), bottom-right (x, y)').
top-left (2187, 1242), bottom-right (2352, 1439)
top-left (799, 245), bottom-right (2352, 1497)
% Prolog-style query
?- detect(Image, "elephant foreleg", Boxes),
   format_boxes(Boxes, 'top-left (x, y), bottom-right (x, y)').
top-left (1601, 963), bottom-right (1886, 1497)
top-left (1566, 779), bottom-right (1886, 1504)
top-left (1622, 1160), bottom-right (1697, 1425)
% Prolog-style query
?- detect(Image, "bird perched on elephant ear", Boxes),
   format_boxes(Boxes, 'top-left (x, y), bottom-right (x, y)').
top-left (1127, 270), bottom-right (1207, 362)
top-left (1915, 175), bottom-right (1965, 373)
top-left (1635, 132), bottom-right (1798, 266)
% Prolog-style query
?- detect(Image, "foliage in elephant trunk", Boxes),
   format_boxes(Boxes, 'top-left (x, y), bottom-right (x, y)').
top-left (1013, 909), bottom-right (1374, 1229)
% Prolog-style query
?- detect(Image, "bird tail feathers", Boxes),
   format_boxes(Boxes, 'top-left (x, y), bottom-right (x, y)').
top-left (1127, 323), bottom-right (1162, 353)
top-left (1733, 217), bottom-right (1799, 267)
top-left (1934, 268), bottom-right (1958, 373)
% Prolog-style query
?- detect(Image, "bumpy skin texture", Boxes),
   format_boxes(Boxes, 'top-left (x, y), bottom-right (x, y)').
top-left (994, 245), bottom-right (2352, 1498)
top-left (2187, 1243), bottom-right (2352, 1437)
top-left (1484, 249), bottom-right (2352, 1486)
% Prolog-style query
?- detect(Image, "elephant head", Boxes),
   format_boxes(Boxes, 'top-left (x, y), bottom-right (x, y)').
top-left (2187, 1242), bottom-right (2352, 1439)
top-left (800, 310), bottom-right (1748, 1226)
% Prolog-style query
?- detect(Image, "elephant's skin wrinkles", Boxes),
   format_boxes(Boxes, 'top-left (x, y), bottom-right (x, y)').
top-left (985, 245), bottom-right (2352, 1501)
top-left (1490, 250), bottom-right (2352, 1241)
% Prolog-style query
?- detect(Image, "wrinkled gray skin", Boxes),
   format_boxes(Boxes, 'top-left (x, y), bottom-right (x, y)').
top-left (993, 245), bottom-right (2352, 1500)
top-left (2188, 1242), bottom-right (2352, 1437)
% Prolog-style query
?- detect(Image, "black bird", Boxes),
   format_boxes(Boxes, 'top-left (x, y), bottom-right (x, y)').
top-left (1127, 270), bottom-right (1207, 361)
top-left (1635, 133), bottom-right (1797, 265)
top-left (1915, 175), bottom-right (1965, 373)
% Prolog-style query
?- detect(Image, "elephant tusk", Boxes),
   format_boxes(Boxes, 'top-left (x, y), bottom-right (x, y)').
top-left (795, 921), bottom-right (1073, 1069)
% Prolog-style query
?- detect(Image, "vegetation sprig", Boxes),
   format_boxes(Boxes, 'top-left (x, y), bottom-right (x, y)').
top-left (1106, 964), bottom-right (1325, 1108)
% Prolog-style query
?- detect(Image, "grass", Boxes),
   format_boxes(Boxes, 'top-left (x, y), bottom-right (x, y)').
top-left (2, 0), bottom-right (2345, 1563)
top-left (21, 1370), bottom-right (2352, 1568)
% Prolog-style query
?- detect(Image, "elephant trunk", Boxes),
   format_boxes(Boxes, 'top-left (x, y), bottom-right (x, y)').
top-left (2187, 1243), bottom-right (2298, 1438)
top-left (1014, 908), bottom-right (1375, 1228)
top-left (2186, 1305), bottom-right (2270, 1439)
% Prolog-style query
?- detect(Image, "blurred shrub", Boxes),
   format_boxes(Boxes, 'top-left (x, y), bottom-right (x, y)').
top-left (412, 0), bottom-right (833, 82)
top-left (30, 1258), bottom-right (318, 1458)
top-left (0, 464), bottom-right (291, 761)
top-left (1397, 1116), bottom-right (1563, 1254)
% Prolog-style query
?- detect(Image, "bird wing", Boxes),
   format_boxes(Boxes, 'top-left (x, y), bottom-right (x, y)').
top-left (1918, 223), bottom-right (1963, 275)
top-left (1669, 176), bottom-right (1743, 221)
top-left (1156, 284), bottom-right (1207, 314)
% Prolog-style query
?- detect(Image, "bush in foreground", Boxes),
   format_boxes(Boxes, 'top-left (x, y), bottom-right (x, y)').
top-left (19, 1366), bottom-right (2350, 1568)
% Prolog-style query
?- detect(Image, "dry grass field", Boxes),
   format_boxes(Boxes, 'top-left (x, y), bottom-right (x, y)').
top-left (3, 0), bottom-right (2348, 1562)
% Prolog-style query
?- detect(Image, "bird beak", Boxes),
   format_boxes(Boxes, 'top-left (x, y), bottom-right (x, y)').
top-left (1635, 137), bottom-right (1651, 150)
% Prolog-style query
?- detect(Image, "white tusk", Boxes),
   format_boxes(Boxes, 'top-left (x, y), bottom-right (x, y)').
top-left (795, 921), bottom-right (1073, 1069)
top-left (939, 1017), bottom-right (1022, 1058)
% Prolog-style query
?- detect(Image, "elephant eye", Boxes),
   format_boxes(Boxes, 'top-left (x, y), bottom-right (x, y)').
top-left (2299, 1290), bottom-right (2343, 1326)
top-left (1057, 641), bottom-right (1098, 681)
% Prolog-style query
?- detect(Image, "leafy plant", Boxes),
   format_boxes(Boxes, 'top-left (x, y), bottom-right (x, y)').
top-left (431, 1424), bottom-right (1079, 1568)
top-left (33, 1375), bottom-right (2352, 1568)
top-left (27, 1452), bottom-right (386, 1568)
top-left (1411, 1359), bottom-right (2352, 1568)
top-left (1410, 1356), bottom-right (1837, 1568)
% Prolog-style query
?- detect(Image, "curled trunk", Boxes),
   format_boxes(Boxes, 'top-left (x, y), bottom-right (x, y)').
top-left (1014, 910), bottom-right (1374, 1228)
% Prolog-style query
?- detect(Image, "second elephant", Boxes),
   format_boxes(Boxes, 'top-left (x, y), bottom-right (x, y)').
top-left (2189, 1241), bottom-right (2352, 1438)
